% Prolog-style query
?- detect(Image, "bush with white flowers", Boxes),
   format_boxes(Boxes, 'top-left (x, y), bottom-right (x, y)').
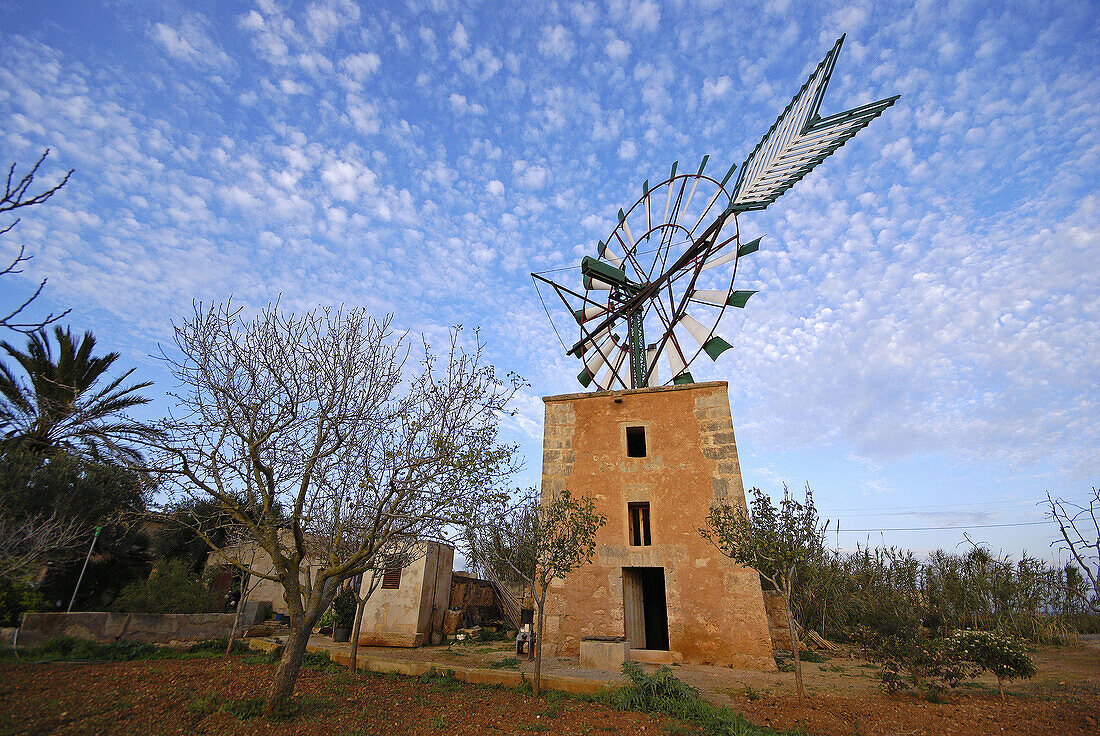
top-left (948, 630), bottom-right (1036, 699)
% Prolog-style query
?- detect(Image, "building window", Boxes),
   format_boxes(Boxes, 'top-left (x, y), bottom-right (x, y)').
top-left (626, 426), bottom-right (647, 457)
top-left (380, 556), bottom-right (402, 589)
top-left (629, 502), bottom-right (651, 546)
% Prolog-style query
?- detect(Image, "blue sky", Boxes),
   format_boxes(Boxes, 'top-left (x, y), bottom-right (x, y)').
top-left (1, 0), bottom-right (1097, 562)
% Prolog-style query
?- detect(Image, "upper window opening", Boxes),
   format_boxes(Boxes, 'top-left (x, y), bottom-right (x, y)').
top-left (629, 502), bottom-right (651, 546)
top-left (626, 426), bottom-right (647, 457)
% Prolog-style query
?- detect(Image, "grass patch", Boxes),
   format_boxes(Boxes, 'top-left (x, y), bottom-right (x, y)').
top-left (418, 666), bottom-right (463, 692)
top-left (300, 650), bottom-right (336, 670)
top-left (490, 656), bottom-right (521, 669)
top-left (612, 661), bottom-right (806, 736)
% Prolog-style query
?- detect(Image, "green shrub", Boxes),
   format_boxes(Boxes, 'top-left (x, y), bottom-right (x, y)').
top-left (947, 630), bottom-right (1036, 699)
top-left (113, 558), bottom-right (223, 614)
top-left (0, 576), bottom-right (44, 627)
top-left (332, 585), bottom-right (357, 628)
top-left (612, 661), bottom-right (784, 735)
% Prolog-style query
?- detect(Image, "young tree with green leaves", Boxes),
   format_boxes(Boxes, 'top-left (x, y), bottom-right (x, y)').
top-left (468, 488), bottom-right (605, 696)
top-left (700, 483), bottom-right (825, 702)
top-left (151, 301), bottom-right (520, 717)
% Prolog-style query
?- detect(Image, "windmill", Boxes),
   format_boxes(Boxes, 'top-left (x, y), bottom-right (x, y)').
top-left (533, 36), bottom-right (898, 391)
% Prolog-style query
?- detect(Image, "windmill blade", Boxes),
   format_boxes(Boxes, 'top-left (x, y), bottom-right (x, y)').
top-left (662, 160), bottom-right (678, 225)
top-left (598, 239), bottom-right (623, 268)
top-left (576, 334), bottom-right (618, 387)
top-left (675, 156), bottom-right (708, 227)
top-left (618, 208), bottom-right (636, 249)
top-left (646, 343), bottom-right (660, 385)
top-left (730, 36), bottom-right (899, 213)
top-left (583, 274), bottom-right (613, 290)
top-left (576, 324), bottom-right (612, 355)
top-left (666, 335), bottom-right (693, 384)
top-left (700, 236), bottom-right (763, 272)
top-left (573, 305), bottom-right (609, 323)
top-left (692, 289), bottom-right (757, 308)
top-left (690, 162), bottom-right (737, 233)
top-left (680, 312), bottom-right (733, 360)
top-left (597, 344), bottom-right (629, 391)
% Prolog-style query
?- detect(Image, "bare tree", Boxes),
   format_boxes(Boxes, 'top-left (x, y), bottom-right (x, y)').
top-left (1046, 488), bottom-right (1100, 612)
top-left (0, 512), bottom-right (83, 581)
top-left (1, 150), bottom-right (73, 335)
top-left (150, 301), bottom-right (519, 716)
top-left (700, 484), bottom-right (825, 703)
top-left (468, 487), bottom-right (605, 696)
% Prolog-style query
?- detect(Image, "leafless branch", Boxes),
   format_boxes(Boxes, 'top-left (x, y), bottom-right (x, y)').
top-left (1047, 488), bottom-right (1100, 611)
top-left (1, 150), bottom-right (74, 334)
top-left (0, 512), bottom-right (84, 580)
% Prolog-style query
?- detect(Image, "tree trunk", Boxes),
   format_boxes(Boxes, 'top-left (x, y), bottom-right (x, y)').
top-left (349, 595), bottom-right (366, 673)
top-left (784, 583), bottom-right (804, 703)
top-left (226, 573), bottom-right (250, 656)
top-left (264, 620), bottom-right (311, 717)
top-left (533, 588), bottom-right (546, 697)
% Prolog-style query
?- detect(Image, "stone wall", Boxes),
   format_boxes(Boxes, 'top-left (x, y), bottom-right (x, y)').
top-left (18, 612), bottom-right (240, 647)
top-left (539, 382), bottom-right (775, 670)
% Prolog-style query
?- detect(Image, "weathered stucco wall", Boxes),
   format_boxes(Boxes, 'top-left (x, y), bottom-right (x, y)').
top-left (357, 542), bottom-right (453, 647)
top-left (212, 540), bottom-right (320, 616)
top-left (540, 382), bottom-right (775, 670)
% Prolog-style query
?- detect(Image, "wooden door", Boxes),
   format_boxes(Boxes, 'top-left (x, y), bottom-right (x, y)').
top-left (622, 568), bottom-right (646, 649)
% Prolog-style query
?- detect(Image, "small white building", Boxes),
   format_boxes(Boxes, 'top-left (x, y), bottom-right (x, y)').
top-left (355, 541), bottom-right (453, 647)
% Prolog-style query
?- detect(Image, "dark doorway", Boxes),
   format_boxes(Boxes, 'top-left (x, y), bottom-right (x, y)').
top-left (622, 567), bottom-right (669, 651)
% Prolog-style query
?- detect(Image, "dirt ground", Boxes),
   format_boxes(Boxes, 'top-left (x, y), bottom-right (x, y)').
top-left (0, 637), bottom-right (1097, 736)
top-left (337, 633), bottom-right (1100, 736)
top-left (0, 656), bottom-right (712, 736)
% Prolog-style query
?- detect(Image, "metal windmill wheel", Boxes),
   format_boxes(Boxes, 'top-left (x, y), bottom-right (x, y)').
top-left (571, 156), bottom-right (760, 391)
top-left (534, 36), bottom-right (899, 392)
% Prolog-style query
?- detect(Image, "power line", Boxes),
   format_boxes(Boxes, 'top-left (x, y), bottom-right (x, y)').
top-left (835, 520), bottom-right (1051, 533)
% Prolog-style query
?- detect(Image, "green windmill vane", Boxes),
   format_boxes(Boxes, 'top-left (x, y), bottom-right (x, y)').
top-left (534, 36), bottom-right (898, 391)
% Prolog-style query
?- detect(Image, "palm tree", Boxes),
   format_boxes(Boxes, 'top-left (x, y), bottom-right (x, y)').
top-left (0, 327), bottom-right (158, 464)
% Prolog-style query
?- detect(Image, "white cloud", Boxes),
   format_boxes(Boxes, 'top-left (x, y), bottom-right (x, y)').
top-left (487, 180), bottom-right (505, 197)
top-left (305, 0), bottom-right (360, 45)
top-left (702, 75), bottom-right (733, 101)
top-left (448, 93), bottom-right (486, 115)
top-left (459, 46), bottom-right (503, 81)
top-left (605, 37), bottom-right (630, 61)
top-left (538, 25), bottom-right (574, 61)
top-left (513, 160), bottom-right (549, 190)
top-left (618, 140), bottom-right (636, 160)
top-left (340, 52), bottom-right (381, 80)
top-left (150, 19), bottom-right (232, 70)
top-left (611, 0), bottom-right (660, 32)
top-left (321, 159), bottom-right (378, 201)
top-left (450, 22), bottom-right (469, 52)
